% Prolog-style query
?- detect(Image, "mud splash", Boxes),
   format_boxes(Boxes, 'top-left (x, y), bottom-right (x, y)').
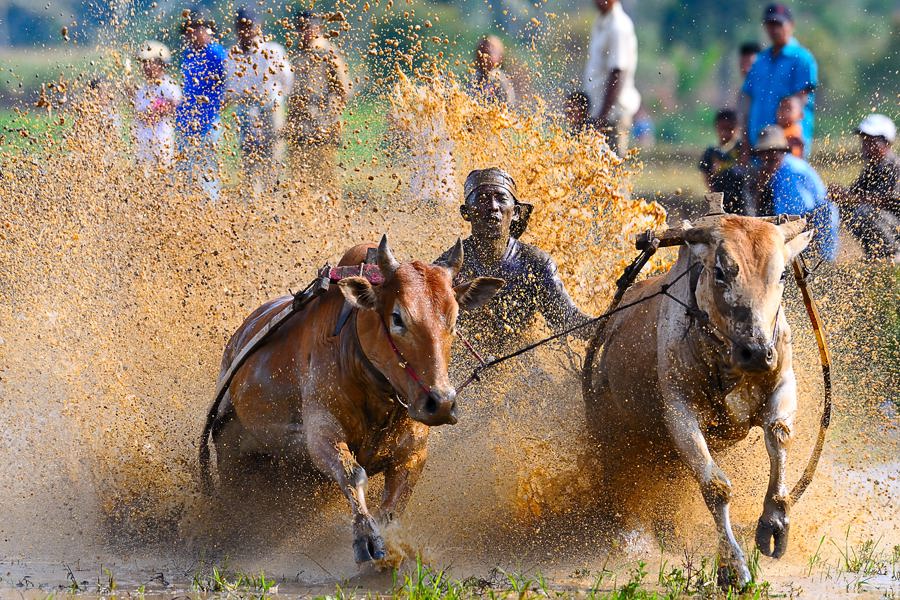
top-left (1, 22), bottom-right (898, 600)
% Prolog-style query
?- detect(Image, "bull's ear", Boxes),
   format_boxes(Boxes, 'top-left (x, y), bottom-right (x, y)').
top-left (454, 277), bottom-right (504, 311)
top-left (785, 230), bottom-right (814, 262)
top-left (434, 238), bottom-right (464, 279)
top-left (778, 218), bottom-right (808, 241)
top-left (338, 277), bottom-right (377, 311)
top-left (687, 241), bottom-right (710, 261)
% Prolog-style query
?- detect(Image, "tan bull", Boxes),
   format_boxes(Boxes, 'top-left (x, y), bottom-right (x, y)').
top-left (584, 215), bottom-right (814, 588)
top-left (200, 237), bottom-right (503, 563)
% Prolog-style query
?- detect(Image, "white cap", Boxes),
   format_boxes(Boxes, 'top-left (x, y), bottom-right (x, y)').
top-left (137, 40), bottom-right (171, 63)
top-left (856, 114), bottom-right (896, 143)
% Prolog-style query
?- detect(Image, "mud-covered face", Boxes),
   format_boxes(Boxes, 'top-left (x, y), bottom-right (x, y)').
top-left (461, 185), bottom-right (519, 242)
top-left (690, 219), bottom-right (813, 373)
top-left (764, 20), bottom-right (793, 48)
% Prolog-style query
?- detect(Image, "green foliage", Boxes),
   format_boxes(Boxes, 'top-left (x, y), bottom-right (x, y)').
top-left (191, 564), bottom-right (278, 598)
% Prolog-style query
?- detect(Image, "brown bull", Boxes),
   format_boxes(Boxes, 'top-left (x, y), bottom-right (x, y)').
top-left (584, 216), bottom-right (814, 588)
top-left (200, 236), bottom-right (502, 563)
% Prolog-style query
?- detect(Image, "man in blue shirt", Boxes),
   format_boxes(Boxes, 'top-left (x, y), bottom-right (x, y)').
top-left (740, 3), bottom-right (818, 156)
top-left (754, 126), bottom-right (838, 261)
top-left (176, 10), bottom-right (227, 201)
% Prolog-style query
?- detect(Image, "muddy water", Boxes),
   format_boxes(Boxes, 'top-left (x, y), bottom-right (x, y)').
top-left (1, 71), bottom-right (898, 599)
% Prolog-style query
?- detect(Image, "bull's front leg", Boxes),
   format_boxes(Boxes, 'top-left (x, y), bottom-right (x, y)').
top-left (304, 410), bottom-right (386, 564)
top-left (379, 423), bottom-right (429, 525)
top-left (756, 373), bottom-right (797, 559)
top-left (662, 396), bottom-right (751, 590)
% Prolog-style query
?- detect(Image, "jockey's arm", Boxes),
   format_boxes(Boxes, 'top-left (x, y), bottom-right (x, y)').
top-left (537, 255), bottom-right (594, 340)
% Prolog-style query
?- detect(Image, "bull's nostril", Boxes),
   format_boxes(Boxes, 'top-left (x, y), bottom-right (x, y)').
top-left (424, 394), bottom-right (438, 414)
top-left (739, 347), bottom-right (753, 363)
top-left (450, 401), bottom-right (457, 413)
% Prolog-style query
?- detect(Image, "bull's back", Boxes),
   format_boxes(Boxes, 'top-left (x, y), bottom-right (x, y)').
top-left (221, 243), bottom-right (375, 432)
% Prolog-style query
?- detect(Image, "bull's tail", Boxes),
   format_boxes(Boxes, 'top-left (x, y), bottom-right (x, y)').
top-left (198, 389), bottom-right (224, 495)
top-left (787, 258), bottom-right (833, 506)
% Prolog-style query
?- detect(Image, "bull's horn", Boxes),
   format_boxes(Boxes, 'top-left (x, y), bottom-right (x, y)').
top-left (683, 226), bottom-right (714, 244)
top-left (434, 238), bottom-right (464, 279)
top-left (377, 234), bottom-right (400, 277)
top-left (778, 218), bottom-right (808, 241)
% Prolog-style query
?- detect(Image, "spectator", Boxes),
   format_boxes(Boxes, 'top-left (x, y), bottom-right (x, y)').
top-left (754, 125), bottom-right (838, 261)
top-left (286, 11), bottom-right (350, 186)
top-left (738, 41), bottom-right (762, 79)
top-left (776, 95), bottom-right (804, 157)
top-left (698, 109), bottom-right (751, 215)
top-left (740, 3), bottom-right (817, 157)
top-left (583, 0), bottom-right (640, 157)
top-left (468, 35), bottom-right (517, 106)
top-left (225, 7), bottom-right (293, 195)
top-left (631, 106), bottom-right (655, 148)
top-left (134, 41), bottom-right (181, 170)
top-left (829, 114), bottom-right (899, 260)
top-left (563, 90), bottom-right (591, 135)
top-left (176, 10), bottom-right (227, 201)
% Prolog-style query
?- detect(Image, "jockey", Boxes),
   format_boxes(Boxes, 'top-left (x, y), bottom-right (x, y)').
top-left (438, 167), bottom-right (594, 350)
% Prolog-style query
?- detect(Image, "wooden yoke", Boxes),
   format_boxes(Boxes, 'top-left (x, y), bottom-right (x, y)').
top-left (638, 193), bottom-right (804, 249)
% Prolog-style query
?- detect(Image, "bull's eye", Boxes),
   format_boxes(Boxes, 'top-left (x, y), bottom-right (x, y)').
top-left (391, 310), bottom-right (404, 330)
top-left (780, 269), bottom-right (788, 283)
top-left (714, 265), bottom-right (727, 284)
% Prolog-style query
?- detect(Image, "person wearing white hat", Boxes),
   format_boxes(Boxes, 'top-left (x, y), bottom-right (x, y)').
top-left (134, 40), bottom-right (182, 170)
top-left (829, 114), bottom-right (899, 260)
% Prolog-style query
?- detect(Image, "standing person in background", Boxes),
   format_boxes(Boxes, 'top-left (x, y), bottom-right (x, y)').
top-left (738, 41), bottom-right (762, 79)
top-left (829, 114), bottom-right (899, 261)
top-left (225, 7), bottom-right (293, 197)
top-left (698, 109), bottom-right (751, 215)
top-left (176, 9), bottom-right (227, 201)
top-left (468, 35), bottom-right (517, 106)
top-left (133, 40), bottom-right (181, 171)
top-left (286, 11), bottom-right (350, 187)
top-left (740, 3), bottom-right (818, 157)
top-left (582, 0), bottom-right (640, 157)
top-left (754, 125), bottom-right (838, 261)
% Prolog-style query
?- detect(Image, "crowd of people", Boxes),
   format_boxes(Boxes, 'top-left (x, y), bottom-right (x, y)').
top-left (128, 2), bottom-right (897, 261)
top-left (133, 7), bottom-right (348, 201)
top-left (691, 2), bottom-right (898, 261)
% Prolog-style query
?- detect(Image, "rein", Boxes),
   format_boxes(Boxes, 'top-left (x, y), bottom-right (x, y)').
top-left (378, 313), bottom-right (432, 398)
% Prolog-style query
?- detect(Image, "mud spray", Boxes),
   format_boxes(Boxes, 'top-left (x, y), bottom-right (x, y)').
top-left (0, 3), bottom-right (897, 597)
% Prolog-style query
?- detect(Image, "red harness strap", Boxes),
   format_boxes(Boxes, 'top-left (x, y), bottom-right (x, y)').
top-left (379, 314), bottom-right (433, 396)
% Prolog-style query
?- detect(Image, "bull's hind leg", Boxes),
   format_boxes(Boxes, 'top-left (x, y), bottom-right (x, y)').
top-left (305, 410), bottom-right (386, 564)
top-left (662, 397), bottom-right (751, 590)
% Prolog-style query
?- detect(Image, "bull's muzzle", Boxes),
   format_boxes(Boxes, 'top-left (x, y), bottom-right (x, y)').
top-left (733, 341), bottom-right (777, 373)
top-left (411, 388), bottom-right (458, 426)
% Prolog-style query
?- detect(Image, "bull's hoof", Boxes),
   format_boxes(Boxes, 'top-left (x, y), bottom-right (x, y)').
top-left (755, 515), bottom-right (789, 558)
top-left (353, 534), bottom-right (386, 563)
top-left (716, 562), bottom-right (751, 592)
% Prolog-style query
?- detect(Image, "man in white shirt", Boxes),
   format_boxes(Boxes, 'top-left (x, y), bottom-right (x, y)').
top-left (582, 0), bottom-right (640, 157)
top-left (225, 7), bottom-right (294, 193)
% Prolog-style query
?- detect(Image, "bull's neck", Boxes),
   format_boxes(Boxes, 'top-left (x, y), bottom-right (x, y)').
top-left (343, 310), bottom-right (395, 397)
